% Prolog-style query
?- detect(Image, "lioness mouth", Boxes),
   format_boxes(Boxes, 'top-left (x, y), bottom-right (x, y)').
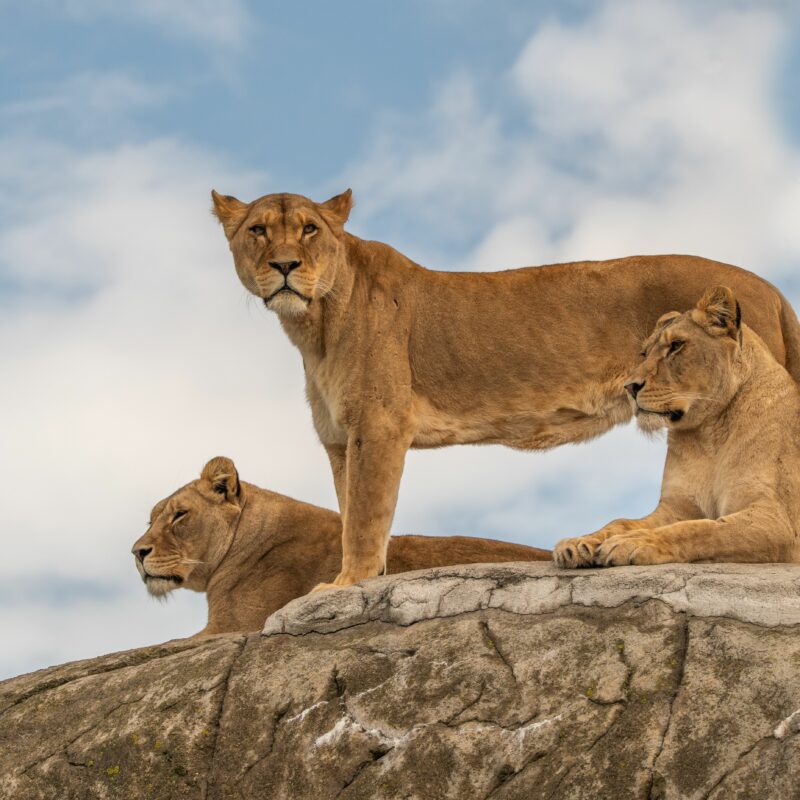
top-left (637, 406), bottom-right (684, 422)
top-left (144, 573), bottom-right (183, 585)
top-left (264, 286), bottom-right (310, 304)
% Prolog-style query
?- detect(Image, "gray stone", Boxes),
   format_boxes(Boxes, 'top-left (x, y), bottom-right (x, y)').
top-left (263, 563), bottom-right (800, 635)
top-left (2, 563), bottom-right (800, 799)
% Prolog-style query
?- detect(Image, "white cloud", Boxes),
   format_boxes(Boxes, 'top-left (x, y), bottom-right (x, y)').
top-left (506, 0), bottom-right (800, 269)
top-left (0, 588), bottom-right (208, 679)
top-left (27, 0), bottom-right (253, 47)
top-left (352, 0), bottom-right (800, 277)
top-left (0, 137), bottom-right (336, 677)
top-left (1, 71), bottom-right (169, 120)
top-left (128, 0), bottom-right (252, 46)
top-left (0, 138), bottom-right (329, 577)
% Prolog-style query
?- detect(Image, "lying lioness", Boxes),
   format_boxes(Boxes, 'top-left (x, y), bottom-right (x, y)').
top-left (131, 457), bottom-right (551, 635)
top-left (554, 286), bottom-right (800, 568)
top-left (211, 188), bottom-right (800, 590)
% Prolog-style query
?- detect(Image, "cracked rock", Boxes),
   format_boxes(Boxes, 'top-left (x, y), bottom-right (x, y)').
top-left (2, 564), bottom-right (800, 799)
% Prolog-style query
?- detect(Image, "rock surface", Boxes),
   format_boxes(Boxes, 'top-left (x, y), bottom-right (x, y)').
top-left (3, 563), bottom-right (800, 799)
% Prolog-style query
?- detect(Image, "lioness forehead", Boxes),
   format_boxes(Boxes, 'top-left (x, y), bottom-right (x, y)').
top-left (646, 314), bottom-right (702, 352)
top-left (148, 482), bottom-right (202, 523)
top-left (249, 193), bottom-right (318, 214)
top-left (149, 498), bottom-right (168, 523)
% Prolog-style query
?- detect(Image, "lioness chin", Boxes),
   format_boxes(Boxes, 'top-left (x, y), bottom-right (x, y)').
top-left (211, 188), bottom-right (800, 590)
top-left (131, 457), bottom-right (551, 636)
top-left (554, 286), bottom-right (800, 568)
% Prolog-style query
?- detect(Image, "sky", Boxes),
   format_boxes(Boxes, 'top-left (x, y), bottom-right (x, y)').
top-left (2, 0), bottom-right (800, 679)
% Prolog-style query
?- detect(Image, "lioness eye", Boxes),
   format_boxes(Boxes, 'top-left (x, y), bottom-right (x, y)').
top-left (303, 223), bottom-right (317, 235)
top-left (173, 510), bottom-right (188, 522)
top-left (668, 340), bottom-right (684, 355)
top-left (249, 225), bottom-right (266, 236)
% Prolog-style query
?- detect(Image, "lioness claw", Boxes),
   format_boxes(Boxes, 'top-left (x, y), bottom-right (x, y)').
top-left (553, 536), bottom-right (599, 568)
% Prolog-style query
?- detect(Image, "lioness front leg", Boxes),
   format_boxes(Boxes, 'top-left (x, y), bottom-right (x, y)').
top-left (596, 507), bottom-right (795, 566)
top-left (313, 421), bottom-right (412, 591)
top-left (325, 443), bottom-right (348, 515)
top-left (554, 505), bottom-right (684, 568)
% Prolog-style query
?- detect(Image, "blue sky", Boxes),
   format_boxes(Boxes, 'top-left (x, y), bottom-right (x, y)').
top-left (2, 0), bottom-right (800, 679)
top-left (2, 2), bottom-right (586, 175)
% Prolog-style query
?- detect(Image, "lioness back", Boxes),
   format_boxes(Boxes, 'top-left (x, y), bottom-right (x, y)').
top-left (388, 535), bottom-right (550, 573)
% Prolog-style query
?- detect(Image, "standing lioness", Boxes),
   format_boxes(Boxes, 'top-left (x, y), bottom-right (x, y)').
top-left (212, 188), bottom-right (800, 590)
top-left (554, 287), bottom-right (800, 568)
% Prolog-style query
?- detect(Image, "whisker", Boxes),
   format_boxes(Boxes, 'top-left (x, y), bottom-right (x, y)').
top-left (315, 278), bottom-right (340, 301)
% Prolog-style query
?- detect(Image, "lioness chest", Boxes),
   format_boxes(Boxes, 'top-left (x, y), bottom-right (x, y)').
top-left (675, 446), bottom-right (760, 519)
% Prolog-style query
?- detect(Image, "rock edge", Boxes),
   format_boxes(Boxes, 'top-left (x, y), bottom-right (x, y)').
top-left (263, 561), bottom-right (800, 636)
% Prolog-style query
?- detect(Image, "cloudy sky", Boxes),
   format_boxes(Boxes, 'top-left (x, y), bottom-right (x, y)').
top-left (2, 0), bottom-right (800, 679)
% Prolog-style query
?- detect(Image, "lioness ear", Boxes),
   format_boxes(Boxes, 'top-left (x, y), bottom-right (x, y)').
top-left (695, 286), bottom-right (741, 339)
top-left (211, 190), bottom-right (249, 240)
top-left (319, 189), bottom-right (353, 232)
top-left (200, 456), bottom-right (241, 501)
top-left (655, 311), bottom-right (682, 330)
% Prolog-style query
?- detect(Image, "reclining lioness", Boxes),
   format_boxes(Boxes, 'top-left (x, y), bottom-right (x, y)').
top-left (211, 188), bottom-right (800, 590)
top-left (554, 286), bottom-right (800, 568)
top-left (131, 457), bottom-right (551, 635)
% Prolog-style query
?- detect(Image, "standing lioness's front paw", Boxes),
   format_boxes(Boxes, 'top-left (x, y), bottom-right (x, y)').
top-left (553, 536), bottom-right (602, 568)
top-left (310, 571), bottom-right (368, 593)
top-left (310, 582), bottom-right (340, 593)
top-left (595, 532), bottom-right (674, 566)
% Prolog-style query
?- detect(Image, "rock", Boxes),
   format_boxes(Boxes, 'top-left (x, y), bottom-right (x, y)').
top-left (2, 563), bottom-right (800, 799)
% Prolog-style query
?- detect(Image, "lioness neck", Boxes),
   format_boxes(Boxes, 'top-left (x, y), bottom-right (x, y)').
top-left (677, 330), bottom-right (797, 450)
top-left (277, 233), bottom-right (419, 359)
top-left (204, 483), bottom-right (342, 632)
top-left (726, 332), bottom-right (796, 430)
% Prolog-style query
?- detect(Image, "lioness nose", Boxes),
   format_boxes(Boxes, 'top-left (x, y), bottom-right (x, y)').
top-left (135, 546), bottom-right (152, 563)
top-left (625, 381), bottom-right (644, 398)
top-left (268, 260), bottom-right (301, 276)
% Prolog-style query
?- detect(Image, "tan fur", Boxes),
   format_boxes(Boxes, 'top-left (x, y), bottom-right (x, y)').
top-left (131, 457), bottom-right (551, 635)
top-left (211, 189), bottom-right (800, 589)
top-left (554, 286), bottom-right (800, 568)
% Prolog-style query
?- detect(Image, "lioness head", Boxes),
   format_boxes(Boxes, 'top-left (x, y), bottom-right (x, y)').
top-left (131, 457), bottom-right (243, 597)
top-left (626, 285), bottom-right (743, 432)
top-left (211, 189), bottom-right (353, 318)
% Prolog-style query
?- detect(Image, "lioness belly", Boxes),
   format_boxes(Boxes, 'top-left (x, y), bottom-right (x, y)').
top-left (411, 391), bottom-right (632, 449)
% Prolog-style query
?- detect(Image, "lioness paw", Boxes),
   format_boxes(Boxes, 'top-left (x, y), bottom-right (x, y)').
top-left (311, 572), bottom-right (364, 593)
top-left (310, 582), bottom-right (339, 593)
top-left (595, 532), bottom-right (673, 567)
top-left (553, 536), bottom-right (601, 568)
